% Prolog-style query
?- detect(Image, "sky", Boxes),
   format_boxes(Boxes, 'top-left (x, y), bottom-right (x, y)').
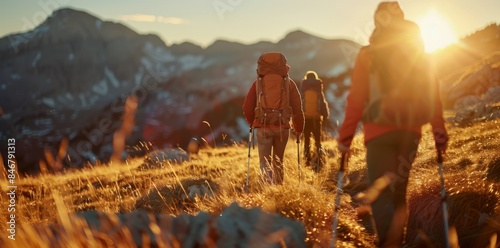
top-left (1, 0), bottom-right (500, 52)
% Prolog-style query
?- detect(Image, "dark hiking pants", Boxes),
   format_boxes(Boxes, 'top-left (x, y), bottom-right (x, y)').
top-left (366, 131), bottom-right (420, 247)
top-left (304, 118), bottom-right (322, 165)
top-left (256, 128), bottom-right (290, 185)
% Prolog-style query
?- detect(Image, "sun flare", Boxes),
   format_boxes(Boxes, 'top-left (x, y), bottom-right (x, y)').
top-left (416, 11), bottom-right (458, 53)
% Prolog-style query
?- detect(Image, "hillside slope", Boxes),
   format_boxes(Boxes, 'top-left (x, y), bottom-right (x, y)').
top-left (0, 115), bottom-right (498, 247)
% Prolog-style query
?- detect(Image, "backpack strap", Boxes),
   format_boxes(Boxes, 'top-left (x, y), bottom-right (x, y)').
top-left (255, 77), bottom-right (266, 127)
top-left (284, 76), bottom-right (290, 107)
top-left (280, 76), bottom-right (291, 141)
top-left (317, 80), bottom-right (322, 115)
top-left (256, 76), bottom-right (263, 106)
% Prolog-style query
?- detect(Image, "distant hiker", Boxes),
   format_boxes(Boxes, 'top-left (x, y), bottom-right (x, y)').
top-left (337, 2), bottom-right (449, 247)
top-left (301, 71), bottom-right (330, 171)
top-left (243, 52), bottom-right (304, 185)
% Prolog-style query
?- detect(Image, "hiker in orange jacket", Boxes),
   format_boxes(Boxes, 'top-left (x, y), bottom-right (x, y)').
top-left (301, 71), bottom-right (330, 171)
top-left (243, 53), bottom-right (304, 185)
top-left (337, 2), bottom-right (449, 247)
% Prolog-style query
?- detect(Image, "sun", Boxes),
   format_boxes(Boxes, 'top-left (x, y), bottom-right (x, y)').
top-left (416, 11), bottom-right (458, 53)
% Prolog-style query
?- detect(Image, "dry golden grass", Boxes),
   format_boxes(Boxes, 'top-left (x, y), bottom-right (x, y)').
top-left (0, 117), bottom-right (499, 247)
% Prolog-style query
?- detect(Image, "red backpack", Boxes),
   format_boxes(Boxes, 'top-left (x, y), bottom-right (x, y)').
top-left (254, 53), bottom-right (293, 128)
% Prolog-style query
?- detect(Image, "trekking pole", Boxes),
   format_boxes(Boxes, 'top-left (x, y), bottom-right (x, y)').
top-left (296, 133), bottom-right (301, 183)
top-left (245, 127), bottom-right (253, 193)
top-left (438, 150), bottom-right (451, 248)
top-left (331, 152), bottom-right (347, 247)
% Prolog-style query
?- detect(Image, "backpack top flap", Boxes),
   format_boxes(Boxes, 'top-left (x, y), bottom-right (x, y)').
top-left (257, 52), bottom-right (290, 77)
top-left (256, 74), bottom-right (290, 110)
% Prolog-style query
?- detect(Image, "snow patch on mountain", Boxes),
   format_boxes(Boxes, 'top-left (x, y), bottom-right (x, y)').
top-left (32, 52), bottom-right (42, 67)
top-left (306, 50), bottom-right (317, 59)
top-left (327, 64), bottom-right (347, 77)
top-left (35, 118), bottom-right (53, 126)
top-left (134, 67), bottom-right (144, 86)
top-left (226, 66), bottom-right (246, 76)
top-left (64, 92), bottom-right (73, 101)
top-left (203, 61), bottom-right (215, 69)
top-left (140, 57), bottom-right (173, 79)
top-left (226, 67), bottom-right (237, 75)
top-left (56, 95), bottom-right (68, 105)
top-left (42, 98), bottom-right (55, 108)
top-left (77, 94), bottom-right (86, 107)
top-left (33, 24), bottom-right (50, 37)
top-left (8, 34), bottom-right (24, 50)
top-left (140, 57), bottom-right (154, 69)
top-left (178, 55), bottom-right (204, 71)
top-left (284, 43), bottom-right (300, 49)
top-left (144, 43), bottom-right (175, 63)
top-left (88, 94), bottom-right (100, 106)
top-left (95, 20), bottom-right (102, 29)
top-left (157, 91), bottom-right (170, 100)
top-left (21, 127), bottom-right (51, 136)
top-left (92, 78), bottom-right (109, 95)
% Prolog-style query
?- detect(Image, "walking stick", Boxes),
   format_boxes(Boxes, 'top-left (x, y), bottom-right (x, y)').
top-left (331, 152), bottom-right (347, 247)
top-left (438, 150), bottom-right (451, 248)
top-left (245, 127), bottom-right (253, 193)
top-left (316, 146), bottom-right (321, 173)
top-left (297, 133), bottom-right (301, 182)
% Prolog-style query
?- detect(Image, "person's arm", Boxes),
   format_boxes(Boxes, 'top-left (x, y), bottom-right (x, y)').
top-left (242, 81), bottom-right (257, 126)
top-left (319, 82), bottom-right (330, 120)
top-left (338, 47), bottom-right (370, 148)
top-left (430, 75), bottom-right (449, 153)
top-left (290, 79), bottom-right (304, 134)
top-left (300, 80), bottom-right (305, 95)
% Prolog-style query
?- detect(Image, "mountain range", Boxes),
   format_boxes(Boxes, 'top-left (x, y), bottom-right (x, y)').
top-left (0, 8), bottom-right (361, 173)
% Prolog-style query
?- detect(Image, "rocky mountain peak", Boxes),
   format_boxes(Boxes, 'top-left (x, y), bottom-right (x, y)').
top-left (206, 39), bottom-right (247, 54)
top-left (1, 7), bottom-right (142, 59)
top-left (279, 29), bottom-right (322, 45)
top-left (45, 8), bottom-right (99, 26)
top-left (170, 41), bottom-right (204, 55)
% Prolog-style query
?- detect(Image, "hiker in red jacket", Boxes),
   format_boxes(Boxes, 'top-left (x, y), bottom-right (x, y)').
top-left (301, 71), bottom-right (330, 171)
top-left (243, 53), bottom-right (304, 185)
top-left (337, 2), bottom-right (449, 247)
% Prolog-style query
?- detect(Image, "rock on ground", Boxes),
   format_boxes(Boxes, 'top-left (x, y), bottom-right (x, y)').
top-left (24, 203), bottom-right (306, 248)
